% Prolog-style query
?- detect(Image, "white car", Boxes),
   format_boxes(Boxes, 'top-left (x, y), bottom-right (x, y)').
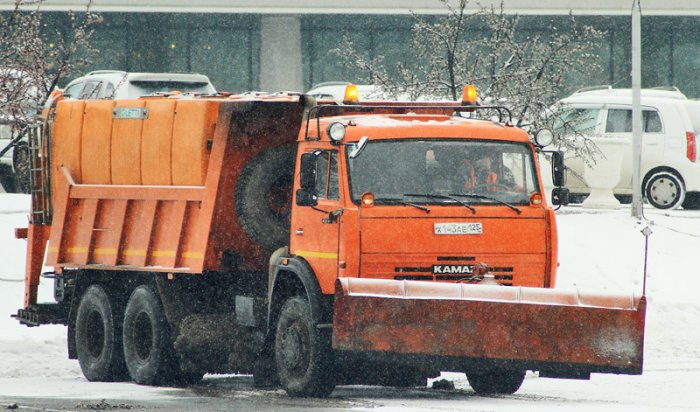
top-left (306, 81), bottom-right (384, 103)
top-left (0, 68), bottom-right (38, 193)
top-left (57, 70), bottom-right (217, 102)
top-left (1, 71), bottom-right (218, 193)
top-left (556, 86), bottom-right (700, 210)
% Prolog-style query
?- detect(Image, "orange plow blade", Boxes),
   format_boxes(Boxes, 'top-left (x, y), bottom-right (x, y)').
top-left (332, 278), bottom-right (646, 378)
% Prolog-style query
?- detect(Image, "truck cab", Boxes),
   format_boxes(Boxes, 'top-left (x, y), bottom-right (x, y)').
top-left (289, 95), bottom-right (558, 296)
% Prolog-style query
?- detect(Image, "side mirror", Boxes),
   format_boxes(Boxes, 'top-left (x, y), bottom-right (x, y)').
top-left (295, 188), bottom-right (318, 207)
top-left (299, 152), bottom-right (317, 190)
top-left (551, 151), bottom-right (566, 187)
top-left (551, 187), bottom-right (570, 206)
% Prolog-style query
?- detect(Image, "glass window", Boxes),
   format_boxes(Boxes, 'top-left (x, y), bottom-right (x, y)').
top-left (78, 81), bottom-right (102, 99)
top-left (97, 82), bottom-right (115, 99)
top-left (347, 140), bottom-right (538, 206)
top-left (553, 108), bottom-right (600, 135)
top-left (63, 82), bottom-right (84, 99)
top-left (605, 109), bottom-right (663, 133)
top-left (313, 151), bottom-right (339, 200)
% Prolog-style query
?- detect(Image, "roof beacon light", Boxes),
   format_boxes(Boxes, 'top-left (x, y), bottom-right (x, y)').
top-left (462, 84), bottom-right (478, 105)
top-left (343, 83), bottom-right (359, 104)
top-left (327, 122), bottom-right (346, 143)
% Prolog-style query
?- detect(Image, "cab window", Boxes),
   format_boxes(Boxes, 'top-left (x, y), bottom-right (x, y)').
top-left (314, 151), bottom-right (339, 200)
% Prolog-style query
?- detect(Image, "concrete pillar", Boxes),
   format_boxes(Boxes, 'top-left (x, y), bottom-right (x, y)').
top-left (259, 15), bottom-right (303, 92)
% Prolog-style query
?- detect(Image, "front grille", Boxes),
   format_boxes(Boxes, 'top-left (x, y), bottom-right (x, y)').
top-left (394, 256), bottom-right (514, 285)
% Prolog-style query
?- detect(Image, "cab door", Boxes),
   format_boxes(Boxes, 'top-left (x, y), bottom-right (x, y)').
top-left (290, 148), bottom-right (342, 293)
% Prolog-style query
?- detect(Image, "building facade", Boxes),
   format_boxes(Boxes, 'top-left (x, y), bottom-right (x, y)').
top-left (4, 1), bottom-right (700, 97)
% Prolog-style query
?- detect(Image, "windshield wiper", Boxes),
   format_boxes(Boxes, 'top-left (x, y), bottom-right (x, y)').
top-left (380, 198), bottom-right (430, 213)
top-left (404, 193), bottom-right (476, 214)
top-left (449, 193), bottom-right (522, 214)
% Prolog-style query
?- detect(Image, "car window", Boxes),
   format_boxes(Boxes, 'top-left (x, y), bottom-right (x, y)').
top-left (78, 81), bottom-right (102, 99)
top-left (605, 109), bottom-right (663, 133)
top-left (553, 108), bottom-right (600, 134)
top-left (128, 81), bottom-right (214, 97)
top-left (63, 82), bottom-right (84, 99)
top-left (97, 82), bottom-right (115, 99)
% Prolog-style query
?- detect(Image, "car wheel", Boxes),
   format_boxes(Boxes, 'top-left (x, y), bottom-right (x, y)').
top-left (645, 171), bottom-right (685, 210)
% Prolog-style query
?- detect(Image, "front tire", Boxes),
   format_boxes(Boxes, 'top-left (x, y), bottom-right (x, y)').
top-left (645, 171), bottom-right (685, 210)
top-left (466, 369), bottom-right (525, 395)
top-left (75, 284), bottom-right (127, 382)
top-left (274, 296), bottom-right (335, 397)
top-left (123, 285), bottom-right (177, 385)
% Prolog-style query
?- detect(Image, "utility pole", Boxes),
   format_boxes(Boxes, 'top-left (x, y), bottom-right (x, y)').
top-left (631, 0), bottom-right (643, 218)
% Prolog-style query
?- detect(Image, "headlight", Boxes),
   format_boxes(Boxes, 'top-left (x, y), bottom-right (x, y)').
top-left (534, 129), bottom-right (554, 147)
top-left (327, 122), bottom-right (346, 143)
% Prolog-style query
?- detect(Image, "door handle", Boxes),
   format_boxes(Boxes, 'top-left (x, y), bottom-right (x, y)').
top-left (294, 229), bottom-right (304, 235)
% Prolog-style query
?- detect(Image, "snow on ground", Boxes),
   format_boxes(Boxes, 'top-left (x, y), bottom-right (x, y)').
top-left (0, 193), bottom-right (699, 410)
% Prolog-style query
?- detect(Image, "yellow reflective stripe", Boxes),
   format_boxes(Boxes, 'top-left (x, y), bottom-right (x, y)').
top-left (123, 249), bottom-right (147, 257)
top-left (67, 246), bottom-right (88, 254)
top-left (182, 251), bottom-right (204, 259)
top-left (296, 250), bottom-right (338, 259)
top-left (152, 250), bottom-right (176, 257)
top-left (94, 248), bottom-right (117, 255)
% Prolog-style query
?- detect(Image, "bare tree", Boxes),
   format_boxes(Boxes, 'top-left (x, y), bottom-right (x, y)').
top-left (0, 0), bottom-right (102, 193)
top-left (332, 0), bottom-right (604, 163)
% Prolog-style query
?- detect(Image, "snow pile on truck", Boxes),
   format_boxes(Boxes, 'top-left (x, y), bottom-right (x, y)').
top-left (14, 85), bottom-right (646, 397)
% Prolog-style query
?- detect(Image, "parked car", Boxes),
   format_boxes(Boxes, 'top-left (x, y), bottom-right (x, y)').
top-left (555, 86), bottom-right (700, 209)
top-left (0, 68), bottom-right (38, 193)
top-left (1, 71), bottom-right (218, 193)
top-left (306, 81), bottom-right (383, 102)
top-left (54, 70), bottom-right (217, 103)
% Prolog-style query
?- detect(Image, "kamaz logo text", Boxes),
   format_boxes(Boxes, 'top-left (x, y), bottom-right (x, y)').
top-left (432, 265), bottom-right (474, 274)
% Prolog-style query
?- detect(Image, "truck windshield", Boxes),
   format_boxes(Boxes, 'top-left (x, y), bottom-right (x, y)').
top-left (347, 140), bottom-right (540, 206)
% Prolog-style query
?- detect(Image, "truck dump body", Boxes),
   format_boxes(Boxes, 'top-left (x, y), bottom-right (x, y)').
top-left (44, 98), bottom-right (304, 275)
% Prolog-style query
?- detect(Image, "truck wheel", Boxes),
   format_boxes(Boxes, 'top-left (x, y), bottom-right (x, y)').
top-left (274, 296), bottom-right (335, 397)
top-left (644, 171), bottom-right (685, 210)
top-left (235, 146), bottom-right (295, 250)
top-left (75, 284), bottom-right (127, 382)
top-left (466, 369), bottom-right (525, 395)
top-left (123, 285), bottom-right (177, 385)
top-left (12, 142), bottom-right (30, 194)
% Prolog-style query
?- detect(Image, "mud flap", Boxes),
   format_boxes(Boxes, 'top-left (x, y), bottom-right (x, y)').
top-left (332, 278), bottom-right (646, 377)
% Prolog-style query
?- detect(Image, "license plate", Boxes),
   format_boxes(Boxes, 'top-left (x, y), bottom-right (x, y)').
top-left (113, 107), bottom-right (149, 119)
top-left (434, 222), bottom-right (482, 235)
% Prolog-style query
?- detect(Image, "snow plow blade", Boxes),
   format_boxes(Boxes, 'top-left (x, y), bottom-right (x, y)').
top-left (332, 278), bottom-right (646, 378)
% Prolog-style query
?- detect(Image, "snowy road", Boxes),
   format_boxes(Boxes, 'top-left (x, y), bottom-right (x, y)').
top-left (1, 193), bottom-right (699, 411)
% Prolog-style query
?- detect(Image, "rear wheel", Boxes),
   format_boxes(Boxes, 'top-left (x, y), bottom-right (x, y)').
top-left (274, 296), bottom-right (335, 397)
top-left (645, 171), bottom-right (685, 210)
top-left (75, 285), bottom-right (127, 381)
top-left (466, 369), bottom-right (525, 395)
top-left (123, 285), bottom-right (188, 385)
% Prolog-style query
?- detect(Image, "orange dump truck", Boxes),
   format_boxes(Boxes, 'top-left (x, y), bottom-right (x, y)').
top-left (14, 86), bottom-right (646, 397)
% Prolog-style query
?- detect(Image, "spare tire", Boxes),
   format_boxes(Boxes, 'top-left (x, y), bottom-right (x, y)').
top-left (236, 146), bottom-right (295, 250)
